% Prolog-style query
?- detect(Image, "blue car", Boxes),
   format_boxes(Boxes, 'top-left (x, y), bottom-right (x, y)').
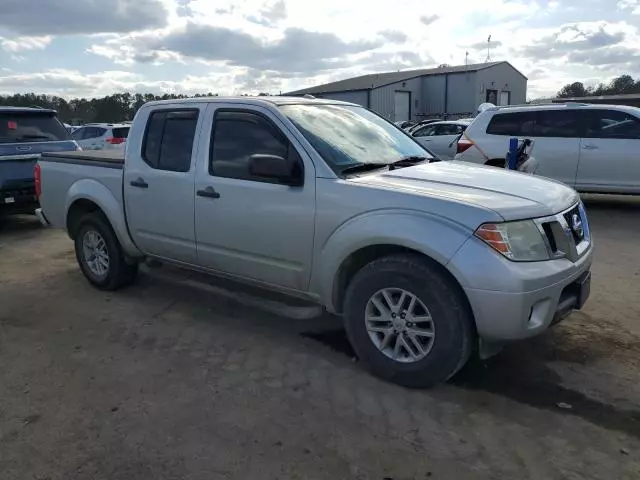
top-left (0, 107), bottom-right (78, 220)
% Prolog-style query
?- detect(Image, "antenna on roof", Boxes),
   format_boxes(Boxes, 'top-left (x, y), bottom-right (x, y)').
top-left (465, 51), bottom-right (469, 67)
top-left (485, 35), bottom-right (492, 62)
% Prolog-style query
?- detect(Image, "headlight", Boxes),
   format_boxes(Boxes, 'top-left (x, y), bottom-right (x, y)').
top-left (474, 220), bottom-right (550, 261)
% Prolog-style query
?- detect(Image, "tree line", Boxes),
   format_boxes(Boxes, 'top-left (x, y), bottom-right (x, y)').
top-left (0, 92), bottom-right (272, 125)
top-left (557, 74), bottom-right (640, 98)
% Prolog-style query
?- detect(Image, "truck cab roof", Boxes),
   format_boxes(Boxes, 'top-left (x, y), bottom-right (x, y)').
top-left (143, 96), bottom-right (357, 109)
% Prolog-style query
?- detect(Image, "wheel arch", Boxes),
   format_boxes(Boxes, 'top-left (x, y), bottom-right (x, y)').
top-left (65, 179), bottom-right (141, 257)
top-left (331, 244), bottom-right (472, 318)
top-left (316, 210), bottom-right (473, 314)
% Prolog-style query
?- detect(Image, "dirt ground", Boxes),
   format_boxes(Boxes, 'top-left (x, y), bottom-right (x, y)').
top-left (1, 195), bottom-right (639, 480)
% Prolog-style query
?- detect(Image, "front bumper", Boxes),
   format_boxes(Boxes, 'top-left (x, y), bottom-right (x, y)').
top-left (449, 237), bottom-right (593, 342)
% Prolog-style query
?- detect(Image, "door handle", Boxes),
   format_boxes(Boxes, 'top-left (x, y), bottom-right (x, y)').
top-left (582, 144), bottom-right (598, 150)
top-left (197, 186), bottom-right (221, 199)
top-left (130, 178), bottom-right (148, 188)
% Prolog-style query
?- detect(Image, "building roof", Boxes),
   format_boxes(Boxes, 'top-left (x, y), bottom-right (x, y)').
top-left (287, 61), bottom-right (524, 95)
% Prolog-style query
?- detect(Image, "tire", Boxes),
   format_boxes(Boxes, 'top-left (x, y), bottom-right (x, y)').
top-left (74, 212), bottom-right (138, 290)
top-left (343, 254), bottom-right (474, 388)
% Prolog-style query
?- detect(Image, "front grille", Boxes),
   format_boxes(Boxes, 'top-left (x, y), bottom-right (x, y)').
top-left (563, 205), bottom-right (585, 245)
top-left (535, 202), bottom-right (591, 262)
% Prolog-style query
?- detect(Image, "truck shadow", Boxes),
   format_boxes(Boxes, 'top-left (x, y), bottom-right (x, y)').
top-left (0, 214), bottom-right (42, 236)
top-left (302, 321), bottom-right (640, 439)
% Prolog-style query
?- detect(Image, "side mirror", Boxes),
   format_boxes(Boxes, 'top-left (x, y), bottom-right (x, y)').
top-left (248, 153), bottom-right (302, 186)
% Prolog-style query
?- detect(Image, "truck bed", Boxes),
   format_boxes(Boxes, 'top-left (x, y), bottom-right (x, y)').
top-left (38, 150), bottom-right (125, 230)
top-left (41, 150), bottom-right (124, 169)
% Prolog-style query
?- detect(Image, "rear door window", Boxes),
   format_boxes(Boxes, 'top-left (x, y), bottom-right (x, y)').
top-left (413, 125), bottom-right (437, 137)
top-left (435, 124), bottom-right (464, 135)
top-left (0, 112), bottom-right (70, 143)
top-left (533, 110), bottom-right (581, 138)
top-left (142, 109), bottom-right (199, 172)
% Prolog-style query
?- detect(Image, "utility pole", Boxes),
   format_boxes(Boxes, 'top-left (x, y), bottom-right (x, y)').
top-left (485, 35), bottom-right (492, 62)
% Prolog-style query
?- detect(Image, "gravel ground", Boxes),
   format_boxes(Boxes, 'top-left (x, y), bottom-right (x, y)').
top-left (0, 194), bottom-right (639, 479)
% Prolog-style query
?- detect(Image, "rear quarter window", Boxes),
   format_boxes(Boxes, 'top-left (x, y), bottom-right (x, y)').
top-left (112, 127), bottom-right (130, 138)
top-left (486, 110), bottom-right (582, 138)
top-left (486, 112), bottom-right (535, 136)
top-left (0, 112), bottom-right (70, 143)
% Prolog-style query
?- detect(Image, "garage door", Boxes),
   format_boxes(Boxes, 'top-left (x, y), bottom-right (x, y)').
top-left (394, 91), bottom-right (410, 122)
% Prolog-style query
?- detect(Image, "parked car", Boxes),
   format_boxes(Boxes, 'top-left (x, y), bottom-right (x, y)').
top-left (35, 97), bottom-right (592, 388)
top-left (0, 107), bottom-right (78, 220)
top-left (406, 118), bottom-right (441, 134)
top-left (455, 103), bottom-right (640, 194)
top-left (410, 120), bottom-right (472, 159)
top-left (71, 123), bottom-right (130, 150)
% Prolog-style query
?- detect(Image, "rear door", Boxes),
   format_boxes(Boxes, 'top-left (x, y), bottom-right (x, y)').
top-left (485, 110), bottom-right (580, 185)
top-left (124, 106), bottom-right (204, 263)
top-left (576, 109), bottom-right (640, 193)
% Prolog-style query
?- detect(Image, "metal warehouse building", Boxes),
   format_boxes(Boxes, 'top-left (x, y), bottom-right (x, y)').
top-left (287, 61), bottom-right (527, 122)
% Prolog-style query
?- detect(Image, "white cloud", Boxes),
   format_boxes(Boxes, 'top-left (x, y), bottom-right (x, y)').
top-left (0, 36), bottom-right (52, 52)
top-left (0, 0), bottom-right (639, 99)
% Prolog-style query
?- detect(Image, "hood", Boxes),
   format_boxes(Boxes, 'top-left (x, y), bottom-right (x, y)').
top-left (349, 161), bottom-right (579, 221)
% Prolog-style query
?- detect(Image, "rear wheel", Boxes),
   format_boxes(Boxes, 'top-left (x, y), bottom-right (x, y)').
top-left (74, 212), bottom-right (138, 290)
top-left (343, 254), bottom-right (474, 388)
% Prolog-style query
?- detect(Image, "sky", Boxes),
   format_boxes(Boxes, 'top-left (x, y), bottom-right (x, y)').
top-left (0, 0), bottom-right (638, 99)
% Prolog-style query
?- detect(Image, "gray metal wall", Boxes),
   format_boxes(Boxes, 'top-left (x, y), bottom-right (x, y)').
top-left (474, 63), bottom-right (527, 108)
top-left (444, 72), bottom-right (477, 117)
top-left (369, 76), bottom-right (423, 121)
top-left (421, 75), bottom-right (446, 117)
top-left (313, 90), bottom-right (369, 107)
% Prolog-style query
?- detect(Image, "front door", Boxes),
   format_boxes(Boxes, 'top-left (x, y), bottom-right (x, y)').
top-left (576, 109), bottom-right (640, 194)
top-left (194, 104), bottom-right (316, 291)
top-left (394, 91), bottom-right (410, 122)
top-left (124, 106), bottom-right (203, 263)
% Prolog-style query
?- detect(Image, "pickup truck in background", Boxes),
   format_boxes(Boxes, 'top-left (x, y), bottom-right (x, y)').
top-left (35, 97), bottom-right (593, 388)
top-left (0, 106), bottom-right (78, 221)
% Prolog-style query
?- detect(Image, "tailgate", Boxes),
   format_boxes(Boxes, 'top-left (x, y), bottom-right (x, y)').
top-left (0, 140), bottom-right (79, 189)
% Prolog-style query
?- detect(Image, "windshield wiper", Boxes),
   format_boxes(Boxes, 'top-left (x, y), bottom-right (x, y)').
top-left (388, 155), bottom-right (431, 170)
top-left (340, 163), bottom-right (389, 176)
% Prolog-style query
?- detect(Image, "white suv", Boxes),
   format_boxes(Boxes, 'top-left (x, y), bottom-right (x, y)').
top-left (71, 123), bottom-right (130, 150)
top-left (455, 103), bottom-right (640, 194)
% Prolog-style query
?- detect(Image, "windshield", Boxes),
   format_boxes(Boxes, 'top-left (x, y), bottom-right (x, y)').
top-left (279, 104), bottom-right (433, 174)
top-left (0, 112), bottom-right (70, 144)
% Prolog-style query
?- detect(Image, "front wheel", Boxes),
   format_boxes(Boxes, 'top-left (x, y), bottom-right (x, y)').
top-left (74, 212), bottom-right (138, 290)
top-left (343, 254), bottom-right (474, 388)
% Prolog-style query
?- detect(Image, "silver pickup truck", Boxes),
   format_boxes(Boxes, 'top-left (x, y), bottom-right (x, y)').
top-left (35, 96), bottom-right (593, 387)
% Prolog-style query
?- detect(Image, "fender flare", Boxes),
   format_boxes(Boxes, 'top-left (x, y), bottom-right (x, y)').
top-left (314, 209), bottom-right (472, 312)
top-left (66, 178), bottom-right (141, 257)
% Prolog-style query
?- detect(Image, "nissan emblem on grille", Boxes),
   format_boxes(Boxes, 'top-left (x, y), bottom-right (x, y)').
top-left (571, 213), bottom-right (584, 240)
